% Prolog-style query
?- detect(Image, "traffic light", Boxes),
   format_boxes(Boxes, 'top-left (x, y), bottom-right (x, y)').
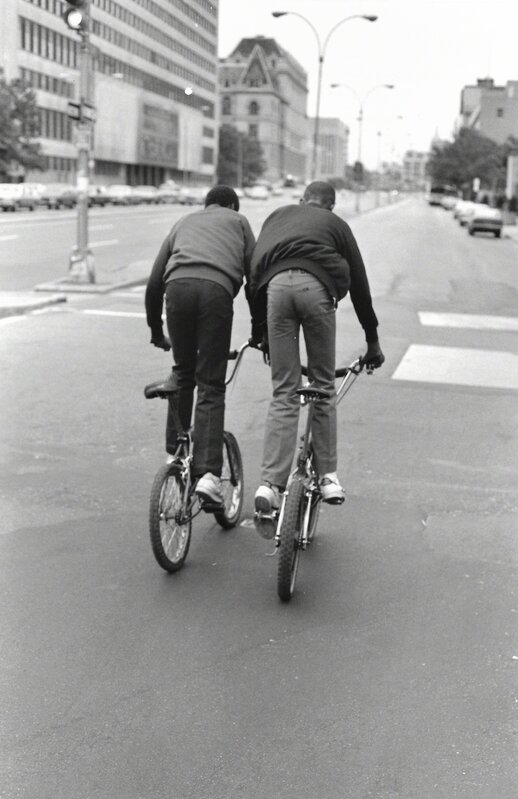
top-left (62, 0), bottom-right (88, 33)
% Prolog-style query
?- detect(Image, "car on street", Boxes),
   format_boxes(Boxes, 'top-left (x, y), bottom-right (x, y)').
top-left (156, 181), bottom-right (181, 203)
top-left (129, 185), bottom-right (159, 204)
top-left (105, 184), bottom-right (133, 205)
top-left (244, 185), bottom-right (270, 200)
top-left (467, 204), bottom-right (503, 237)
top-left (454, 199), bottom-right (476, 225)
top-left (40, 183), bottom-right (78, 209)
top-left (87, 185), bottom-right (108, 207)
top-left (177, 186), bottom-right (208, 205)
top-left (427, 184), bottom-right (458, 206)
top-left (0, 183), bottom-right (19, 212)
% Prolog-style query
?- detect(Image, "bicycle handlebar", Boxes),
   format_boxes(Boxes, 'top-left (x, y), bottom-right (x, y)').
top-left (301, 357), bottom-right (368, 379)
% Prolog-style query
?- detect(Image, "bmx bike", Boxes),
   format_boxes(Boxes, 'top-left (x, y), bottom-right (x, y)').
top-left (254, 357), bottom-right (373, 602)
top-left (144, 343), bottom-right (249, 573)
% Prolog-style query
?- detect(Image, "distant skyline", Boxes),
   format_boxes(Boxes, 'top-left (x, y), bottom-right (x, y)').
top-left (218, 0), bottom-right (518, 168)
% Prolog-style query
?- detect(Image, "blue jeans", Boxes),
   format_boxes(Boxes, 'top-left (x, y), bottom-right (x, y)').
top-left (165, 278), bottom-right (233, 477)
top-left (261, 270), bottom-right (337, 487)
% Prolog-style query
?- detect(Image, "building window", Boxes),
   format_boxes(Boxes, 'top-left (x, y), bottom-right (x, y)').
top-left (202, 146), bottom-right (213, 164)
top-left (497, 108), bottom-right (504, 118)
top-left (249, 101), bottom-right (259, 116)
top-left (248, 124), bottom-right (258, 138)
top-left (222, 95), bottom-right (231, 115)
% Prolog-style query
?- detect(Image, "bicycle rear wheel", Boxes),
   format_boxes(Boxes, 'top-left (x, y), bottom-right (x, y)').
top-left (149, 463), bottom-right (191, 572)
top-left (214, 431), bottom-right (244, 529)
top-left (277, 477), bottom-right (305, 602)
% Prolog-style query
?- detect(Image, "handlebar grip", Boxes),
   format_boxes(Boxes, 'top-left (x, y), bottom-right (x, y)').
top-left (228, 350), bottom-right (239, 361)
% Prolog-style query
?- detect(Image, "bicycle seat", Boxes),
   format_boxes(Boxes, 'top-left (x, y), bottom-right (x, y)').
top-left (144, 373), bottom-right (179, 399)
top-left (296, 386), bottom-right (330, 401)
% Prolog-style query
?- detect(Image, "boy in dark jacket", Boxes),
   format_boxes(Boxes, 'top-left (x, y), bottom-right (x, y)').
top-left (249, 181), bottom-right (384, 522)
top-left (145, 185), bottom-right (255, 506)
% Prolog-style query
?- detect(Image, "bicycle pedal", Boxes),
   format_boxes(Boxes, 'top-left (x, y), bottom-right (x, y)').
top-left (200, 499), bottom-right (224, 513)
top-left (253, 511), bottom-right (277, 540)
top-left (323, 496), bottom-right (345, 506)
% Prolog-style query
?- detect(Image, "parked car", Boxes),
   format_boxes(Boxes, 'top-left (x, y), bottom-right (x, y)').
top-left (132, 185), bottom-right (159, 204)
top-left (467, 204), bottom-right (503, 238)
top-left (244, 185), bottom-right (270, 200)
top-left (105, 184), bottom-right (133, 205)
top-left (455, 200), bottom-right (476, 226)
top-left (18, 183), bottom-right (44, 210)
top-left (0, 183), bottom-right (19, 212)
top-left (39, 183), bottom-right (77, 209)
top-left (157, 181), bottom-right (181, 203)
top-left (177, 186), bottom-right (207, 205)
top-left (87, 185), bottom-right (108, 207)
top-left (441, 194), bottom-right (458, 210)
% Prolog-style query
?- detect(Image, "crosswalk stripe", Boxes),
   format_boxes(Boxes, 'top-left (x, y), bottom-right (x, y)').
top-left (392, 344), bottom-right (518, 390)
top-left (419, 312), bottom-right (518, 332)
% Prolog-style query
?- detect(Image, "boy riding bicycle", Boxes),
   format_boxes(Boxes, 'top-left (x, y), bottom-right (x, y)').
top-left (248, 181), bottom-right (384, 517)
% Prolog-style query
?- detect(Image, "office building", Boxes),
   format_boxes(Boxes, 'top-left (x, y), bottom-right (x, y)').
top-left (310, 117), bottom-right (349, 181)
top-left (218, 36), bottom-right (308, 183)
top-left (459, 77), bottom-right (518, 145)
top-left (0, 0), bottom-right (219, 184)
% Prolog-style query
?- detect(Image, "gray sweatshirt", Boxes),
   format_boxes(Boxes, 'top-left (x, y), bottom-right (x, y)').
top-left (146, 204), bottom-right (256, 338)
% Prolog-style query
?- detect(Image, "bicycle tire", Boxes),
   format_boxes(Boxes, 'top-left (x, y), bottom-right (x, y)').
top-left (149, 463), bottom-right (191, 572)
top-left (214, 431), bottom-right (244, 529)
top-left (277, 477), bottom-right (305, 602)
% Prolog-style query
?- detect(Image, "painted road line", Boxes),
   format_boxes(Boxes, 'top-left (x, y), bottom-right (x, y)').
top-left (82, 310), bottom-right (146, 318)
top-left (392, 344), bottom-right (518, 390)
top-left (0, 235), bottom-right (19, 241)
top-left (419, 312), bottom-right (518, 332)
top-left (89, 239), bottom-right (119, 247)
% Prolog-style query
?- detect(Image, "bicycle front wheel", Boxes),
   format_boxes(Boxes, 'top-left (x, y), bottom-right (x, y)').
top-left (214, 431), bottom-right (244, 529)
top-left (277, 477), bottom-right (305, 602)
top-left (149, 464), bottom-right (191, 572)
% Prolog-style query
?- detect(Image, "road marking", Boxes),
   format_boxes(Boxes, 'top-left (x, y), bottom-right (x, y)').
top-left (392, 344), bottom-right (518, 390)
top-left (0, 234), bottom-right (19, 241)
top-left (419, 312), bottom-right (518, 332)
top-left (81, 310), bottom-right (145, 318)
top-left (90, 239), bottom-right (119, 247)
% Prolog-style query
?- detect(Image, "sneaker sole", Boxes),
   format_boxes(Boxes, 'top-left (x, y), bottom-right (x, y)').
top-left (195, 488), bottom-right (224, 507)
top-left (255, 496), bottom-right (275, 514)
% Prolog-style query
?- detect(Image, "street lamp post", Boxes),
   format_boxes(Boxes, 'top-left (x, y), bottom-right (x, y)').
top-left (331, 82), bottom-right (394, 212)
top-left (272, 11), bottom-right (377, 182)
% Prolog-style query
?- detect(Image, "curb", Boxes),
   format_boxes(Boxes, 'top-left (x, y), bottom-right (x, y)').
top-left (33, 276), bottom-right (147, 294)
top-left (0, 293), bottom-right (67, 320)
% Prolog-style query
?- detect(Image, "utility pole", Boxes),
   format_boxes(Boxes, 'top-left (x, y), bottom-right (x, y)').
top-left (63, 0), bottom-right (96, 283)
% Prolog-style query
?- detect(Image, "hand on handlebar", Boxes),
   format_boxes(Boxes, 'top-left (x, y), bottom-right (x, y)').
top-left (150, 333), bottom-right (172, 352)
top-left (362, 341), bottom-right (385, 371)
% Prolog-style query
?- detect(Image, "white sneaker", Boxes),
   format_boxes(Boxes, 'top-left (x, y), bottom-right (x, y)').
top-left (195, 472), bottom-right (223, 505)
top-left (320, 473), bottom-right (344, 504)
top-left (254, 483), bottom-right (281, 514)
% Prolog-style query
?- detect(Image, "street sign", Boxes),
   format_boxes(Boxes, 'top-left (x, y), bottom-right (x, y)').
top-left (81, 102), bottom-right (96, 123)
top-left (67, 101), bottom-right (81, 121)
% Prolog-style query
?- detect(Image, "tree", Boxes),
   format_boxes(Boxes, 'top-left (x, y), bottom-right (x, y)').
top-left (427, 128), bottom-right (506, 194)
top-left (0, 69), bottom-right (44, 180)
top-left (217, 124), bottom-right (266, 186)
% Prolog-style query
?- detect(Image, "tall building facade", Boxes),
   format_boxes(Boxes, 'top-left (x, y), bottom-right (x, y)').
top-left (218, 36), bottom-right (308, 183)
top-left (402, 149), bottom-right (428, 190)
top-left (311, 117), bottom-right (349, 180)
top-left (459, 77), bottom-right (518, 145)
top-left (0, 0), bottom-right (219, 184)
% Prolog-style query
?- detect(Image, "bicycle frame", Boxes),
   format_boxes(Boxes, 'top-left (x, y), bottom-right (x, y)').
top-left (272, 357), bottom-right (367, 551)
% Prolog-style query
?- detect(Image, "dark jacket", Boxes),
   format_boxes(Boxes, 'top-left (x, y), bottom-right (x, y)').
top-left (145, 204), bottom-right (255, 339)
top-left (249, 203), bottom-right (379, 343)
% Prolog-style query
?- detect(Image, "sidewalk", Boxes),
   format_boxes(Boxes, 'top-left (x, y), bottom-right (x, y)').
top-left (503, 223), bottom-right (518, 244)
top-left (0, 258), bottom-right (150, 319)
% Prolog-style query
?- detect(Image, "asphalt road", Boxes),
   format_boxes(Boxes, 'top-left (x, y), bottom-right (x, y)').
top-left (1, 197), bottom-right (517, 798)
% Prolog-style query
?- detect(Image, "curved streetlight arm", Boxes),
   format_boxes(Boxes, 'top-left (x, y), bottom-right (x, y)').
top-left (272, 11), bottom-right (322, 55)
top-left (322, 15), bottom-right (377, 60)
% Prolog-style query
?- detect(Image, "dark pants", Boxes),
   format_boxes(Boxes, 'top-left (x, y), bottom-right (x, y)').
top-left (165, 278), bottom-right (233, 477)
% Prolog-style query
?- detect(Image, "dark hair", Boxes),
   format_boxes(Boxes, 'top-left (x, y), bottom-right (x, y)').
top-left (303, 181), bottom-right (335, 207)
top-left (205, 185), bottom-right (240, 211)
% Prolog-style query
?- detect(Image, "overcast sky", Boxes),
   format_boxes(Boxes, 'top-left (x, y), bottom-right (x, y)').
top-left (218, 0), bottom-right (518, 168)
